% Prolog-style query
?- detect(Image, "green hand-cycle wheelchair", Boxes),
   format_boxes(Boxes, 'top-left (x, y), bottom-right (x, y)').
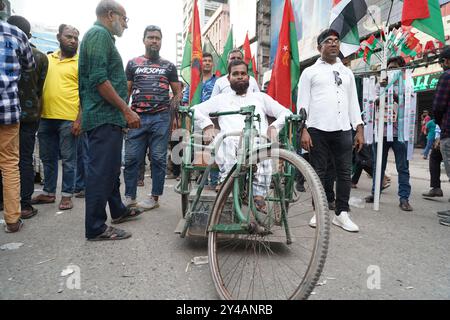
top-left (174, 104), bottom-right (330, 300)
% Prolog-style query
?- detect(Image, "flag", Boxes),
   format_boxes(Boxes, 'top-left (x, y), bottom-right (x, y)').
top-left (219, 29), bottom-right (233, 75)
top-left (243, 32), bottom-right (255, 77)
top-left (401, 0), bottom-right (445, 43)
top-left (180, 0), bottom-right (202, 106)
top-left (267, 0), bottom-right (300, 112)
top-left (330, 0), bottom-right (368, 57)
top-left (366, 34), bottom-right (379, 51)
top-left (251, 55), bottom-right (258, 80)
top-left (203, 36), bottom-right (223, 77)
top-left (400, 33), bottom-right (420, 57)
top-left (363, 46), bottom-right (372, 64)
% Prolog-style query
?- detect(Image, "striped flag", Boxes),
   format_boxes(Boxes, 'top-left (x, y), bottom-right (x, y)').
top-left (330, 0), bottom-right (368, 57)
top-left (181, 0), bottom-right (202, 106)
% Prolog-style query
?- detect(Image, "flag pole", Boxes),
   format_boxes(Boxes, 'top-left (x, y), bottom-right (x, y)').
top-left (374, 24), bottom-right (388, 212)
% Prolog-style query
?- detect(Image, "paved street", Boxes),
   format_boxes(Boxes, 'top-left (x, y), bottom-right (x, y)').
top-left (0, 148), bottom-right (449, 300)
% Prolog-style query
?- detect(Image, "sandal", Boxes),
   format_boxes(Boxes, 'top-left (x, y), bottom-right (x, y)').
top-left (59, 197), bottom-right (73, 211)
top-left (31, 194), bottom-right (56, 205)
top-left (253, 196), bottom-right (268, 214)
top-left (111, 207), bottom-right (144, 224)
top-left (87, 226), bottom-right (131, 241)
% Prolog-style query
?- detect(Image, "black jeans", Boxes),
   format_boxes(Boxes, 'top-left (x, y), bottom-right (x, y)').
top-left (0, 122), bottom-right (39, 209)
top-left (85, 124), bottom-right (127, 239)
top-left (308, 128), bottom-right (353, 215)
top-left (429, 147), bottom-right (443, 189)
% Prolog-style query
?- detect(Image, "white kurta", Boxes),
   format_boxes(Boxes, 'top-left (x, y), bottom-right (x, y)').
top-left (192, 91), bottom-right (292, 193)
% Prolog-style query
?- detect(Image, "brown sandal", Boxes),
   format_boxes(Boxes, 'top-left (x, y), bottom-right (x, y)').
top-left (111, 208), bottom-right (144, 224)
top-left (59, 197), bottom-right (73, 210)
top-left (31, 194), bottom-right (56, 205)
top-left (253, 196), bottom-right (267, 214)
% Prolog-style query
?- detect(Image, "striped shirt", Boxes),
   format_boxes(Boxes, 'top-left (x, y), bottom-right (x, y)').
top-left (0, 21), bottom-right (35, 125)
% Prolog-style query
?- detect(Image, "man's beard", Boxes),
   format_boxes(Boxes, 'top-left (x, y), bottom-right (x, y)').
top-left (60, 44), bottom-right (77, 57)
top-left (112, 20), bottom-right (124, 37)
top-left (146, 48), bottom-right (160, 59)
top-left (230, 80), bottom-right (249, 95)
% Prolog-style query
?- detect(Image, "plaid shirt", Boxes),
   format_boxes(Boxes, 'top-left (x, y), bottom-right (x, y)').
top-left (0, 21), bottom-right (36, 125)
top-left (433, 70), bottom-right (450, 139)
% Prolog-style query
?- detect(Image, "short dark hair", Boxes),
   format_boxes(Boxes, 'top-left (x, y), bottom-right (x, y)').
top-left (227, 48), bottom-right (243, 60)
top-left (143, 25), bottom-right (162, 39)
top-left (58, 24), bottom-right (79, 35)
top-left (317, 28), bottom-right (340, 46)
top-left (228, 59), bottom-right (248, 75)
top-left (440, 46), bottom-right (450, 60)
top-left (7, 16), bottom-right (31, 38)
top-left (387, 56), bottom-right (406, 68)
top-left (203, 52), bottom-right (213, 59)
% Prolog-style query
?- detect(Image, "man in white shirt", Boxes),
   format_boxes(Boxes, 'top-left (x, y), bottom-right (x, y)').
top-left (193, 60), bottom-right (292, 210)
top-left (298, 29), bottom-right (364, 233)
top-left (211, 49), bottom-right (260, 97)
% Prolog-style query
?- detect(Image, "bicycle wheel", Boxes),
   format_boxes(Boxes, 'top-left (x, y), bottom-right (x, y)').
top-left (208, 148), bottom-right (330, 300)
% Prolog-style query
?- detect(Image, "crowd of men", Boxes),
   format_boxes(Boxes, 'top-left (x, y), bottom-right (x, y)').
top-left (1, 0), bottom-right (449, 239)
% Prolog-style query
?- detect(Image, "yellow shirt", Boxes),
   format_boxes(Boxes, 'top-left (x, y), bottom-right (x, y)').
top-left (41, 50), bottom-right (79, 121)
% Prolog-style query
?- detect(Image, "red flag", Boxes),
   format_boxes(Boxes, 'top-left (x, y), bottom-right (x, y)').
top-left (401, 0), bottom-right (430, 26)
top-left (243, 32), bottom-right (252, 65)
top-left (189, 0), bottom-right (202, 105)
top-left (251, 55), bottom-right (258, 79)
top-left (267, 0), bottom-right (300, 112)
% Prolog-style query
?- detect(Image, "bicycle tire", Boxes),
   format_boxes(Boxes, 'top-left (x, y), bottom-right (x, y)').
top-left (208, 148), bottom-right (330, 300)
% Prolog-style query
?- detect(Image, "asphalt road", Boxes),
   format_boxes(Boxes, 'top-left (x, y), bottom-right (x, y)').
top-left (0, 148), bottom-right (449, 300)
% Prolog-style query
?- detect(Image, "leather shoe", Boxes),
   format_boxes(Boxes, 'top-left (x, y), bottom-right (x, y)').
top-left (422, 188), bottom-right (443, 197)
top-left (399, 199), bottom-right (413, 211)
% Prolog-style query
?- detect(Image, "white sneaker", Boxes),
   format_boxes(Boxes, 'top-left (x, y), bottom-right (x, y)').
top-left (309, 215), bottom-right (316, 228)
top-left (332, 211), bottom-right (359, 232)
top-left (138, 197), bottom-right (160, 211)
top-left (124, 196), bottom-right (137, 208)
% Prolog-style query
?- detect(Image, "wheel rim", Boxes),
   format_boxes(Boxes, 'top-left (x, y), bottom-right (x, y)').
top-left (208, 149), bottom-right (330, 300)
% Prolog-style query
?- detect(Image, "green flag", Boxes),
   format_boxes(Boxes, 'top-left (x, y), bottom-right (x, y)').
top-left (219, 29), bottom-right (233, 75)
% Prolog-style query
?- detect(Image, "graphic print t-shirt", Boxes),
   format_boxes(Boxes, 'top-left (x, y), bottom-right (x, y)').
top-left (126, 56), bottom-right (178, 114)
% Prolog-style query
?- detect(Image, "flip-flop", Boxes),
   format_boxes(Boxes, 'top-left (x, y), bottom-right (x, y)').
top-left (111, 208), bottom-right (144, 224)
top-left (87, 226), bottom-right (131, 241)
top-left (31, 194), bottom-right (56, 205)
top-left (59, 198), bottom-right (73, 211)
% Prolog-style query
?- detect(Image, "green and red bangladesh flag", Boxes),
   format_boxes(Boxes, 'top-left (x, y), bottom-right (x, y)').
top-left (267, 0), bottom-right (299, 112)
top-left (401, 0), bottom-right (445, 43)
top-left (330, 0), bottom-right (368, 57)
top-left (181, 0), bottom-right (202, 106)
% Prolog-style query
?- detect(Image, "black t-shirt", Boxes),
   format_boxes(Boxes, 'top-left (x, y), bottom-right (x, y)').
top-left (126, 56), bottom-right (178, 113)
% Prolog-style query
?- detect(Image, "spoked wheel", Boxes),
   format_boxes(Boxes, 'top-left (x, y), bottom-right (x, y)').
top-left (208, 148), bottom-right (330, 300)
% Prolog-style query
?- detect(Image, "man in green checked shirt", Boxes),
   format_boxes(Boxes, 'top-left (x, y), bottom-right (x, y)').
top-left (78, 0), bottom-right (143, 241)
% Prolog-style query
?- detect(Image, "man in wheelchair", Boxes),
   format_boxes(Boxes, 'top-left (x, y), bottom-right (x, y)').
top-left (192, 60), bottom-right (292, 211)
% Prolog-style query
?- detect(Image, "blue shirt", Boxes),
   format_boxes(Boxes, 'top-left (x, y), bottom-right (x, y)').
top-left (182, 75), bottom-right (217, 104)
top-left (0, 21), bottom-right (35, 125)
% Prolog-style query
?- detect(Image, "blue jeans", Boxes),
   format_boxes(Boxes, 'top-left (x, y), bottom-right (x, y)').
top-left (422, 137), bottom-right (435, 158)
top-left (75, 133), bottom-right (88, 193)
top-left (371, 137), bottom-right (411, 201)
top-left (85, 124), bottom-right (127, 239)
top-left (124, 112), bottom-right (171, 199)
top-left (38, 119), bottom-right (76, 196)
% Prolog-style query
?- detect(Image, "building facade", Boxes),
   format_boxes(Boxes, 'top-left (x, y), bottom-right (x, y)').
top-left (202, 4), bottom-right (230, 55)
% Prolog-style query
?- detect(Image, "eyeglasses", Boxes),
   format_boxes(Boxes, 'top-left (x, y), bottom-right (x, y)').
top-left (333, 71), bottom-right (342, 86)
top-left (321, 38), bottom-right (340, 46)
top-left (112, 11), bottom-right (129, 23)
